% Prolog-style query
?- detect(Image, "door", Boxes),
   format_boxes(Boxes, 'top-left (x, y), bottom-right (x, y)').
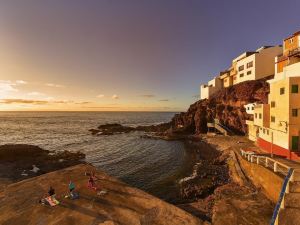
top-left (292, 136), bottom-right (299, 151)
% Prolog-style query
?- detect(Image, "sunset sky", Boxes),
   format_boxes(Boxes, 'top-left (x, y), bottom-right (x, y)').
top-left (1, 0), bottom-right (300, 111)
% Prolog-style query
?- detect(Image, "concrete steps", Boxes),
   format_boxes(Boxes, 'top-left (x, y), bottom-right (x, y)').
top-left (289, 181), bottom-right (300, 193)
top-left (277, 172), bottom-right (300, 224)
top-left (292, 170), bottom-right (300, 182)
top-left (278, 208), bottom-right (300, 225)
top-left (284, 193), bottom-right (300, 208)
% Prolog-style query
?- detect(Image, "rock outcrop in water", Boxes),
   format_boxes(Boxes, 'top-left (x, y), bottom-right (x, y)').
top-left (89, 122), bottom-right (172, 135)
top-left (168, 78), bottom-right (270, 135)
top-left (0, 144), bottom-right (85, 187)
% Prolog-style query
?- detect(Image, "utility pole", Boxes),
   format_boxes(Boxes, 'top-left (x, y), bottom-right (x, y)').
top-left (271, 131), bottom-right (273, 158)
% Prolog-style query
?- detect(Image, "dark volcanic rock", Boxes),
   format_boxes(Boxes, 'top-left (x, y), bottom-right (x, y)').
top-left (89, 123), bottom-right (135, 135)
top-left (90, 122), bottom-right (172, 135)
top-left (169, 78), bottom-right (270, 135)
top-left (0, 144), bottom-right (85, 184)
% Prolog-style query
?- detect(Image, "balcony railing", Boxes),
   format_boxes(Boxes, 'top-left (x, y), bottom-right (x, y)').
top-left (288, 47), bottom-right (300, 57)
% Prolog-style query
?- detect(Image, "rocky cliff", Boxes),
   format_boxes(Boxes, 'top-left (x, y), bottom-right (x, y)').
top-left (169, 78), bottom-right (270, 135)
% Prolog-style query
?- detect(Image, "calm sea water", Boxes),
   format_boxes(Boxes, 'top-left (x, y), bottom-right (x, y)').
top-left (0, 111), bottom-right (194, 202)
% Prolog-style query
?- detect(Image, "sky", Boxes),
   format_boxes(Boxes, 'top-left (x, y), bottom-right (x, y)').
top-left (0, 0), bottom-right (300, 111)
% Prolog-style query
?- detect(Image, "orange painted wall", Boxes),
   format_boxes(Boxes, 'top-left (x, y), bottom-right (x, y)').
top-left (277, 59), bottom-right (288, 73)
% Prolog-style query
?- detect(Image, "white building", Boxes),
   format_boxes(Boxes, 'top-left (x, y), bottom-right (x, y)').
top-left (200, 77), bottom-right (223, 100)
top-left (244, 103), bottom-right (257, 115)
top-left (233, 46), bottom-right (283, 85)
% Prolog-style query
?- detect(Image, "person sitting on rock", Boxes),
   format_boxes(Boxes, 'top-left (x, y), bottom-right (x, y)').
top-left (48, 186), bottom-right (55, 198)
top-left (88, 176), bottom-right (98, 191)
top-left (69, 181), bottom-right (75, 194)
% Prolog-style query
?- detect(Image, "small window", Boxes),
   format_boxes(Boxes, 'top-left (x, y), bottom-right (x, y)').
top-left (240, 73), bottom-right (244, 78)
top-left (292, 85), bottom-right (299, 93)
top-left (271, 101), bottom-right (276, 108)
top-left (290, 39), bottom-right (294, 44)
top-left (259, 113), bottom-right (262, 119)
top-left (280, 87), bottom-right (285, 95)
top-left (292, 109), bottom-right (298, 117)
top-left (252, 107), bottom-right (254, 110)
top-left (247, 71), bottom-right (252, 75)
top-left (267, 130), bottom-right (269, 135)
top-left (238, 65), bottom-right (244, 71)
top-left (263, 129), bottom-right (265, 134)
top-left (246, 61), bottom-right (253, 68)
top-left (255, 113), bottom-right (257, 118)
top-left (271, 116), bottom-right (275, 122)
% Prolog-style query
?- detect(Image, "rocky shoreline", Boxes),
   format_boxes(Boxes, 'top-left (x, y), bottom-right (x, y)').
top-left (0, 123), bottom-right (275, 224)
top-left (0, 144), bottom-right (85, 190)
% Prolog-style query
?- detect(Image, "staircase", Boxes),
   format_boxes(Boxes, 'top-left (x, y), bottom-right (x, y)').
top-left (273, 170), bottom-right (300, 225)
top-left (207, 119), bottom-right (233, 136)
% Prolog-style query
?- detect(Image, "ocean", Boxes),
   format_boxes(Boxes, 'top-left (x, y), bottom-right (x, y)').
top-left (0, 111), bottom-right (196, 202)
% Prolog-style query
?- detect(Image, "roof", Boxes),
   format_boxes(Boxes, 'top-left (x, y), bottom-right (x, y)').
top-left (284, 30), bottom-right (300, 41)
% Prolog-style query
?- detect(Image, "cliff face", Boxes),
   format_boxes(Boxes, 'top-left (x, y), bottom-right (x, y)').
top-left (170, 79), bottom-right (270, 135)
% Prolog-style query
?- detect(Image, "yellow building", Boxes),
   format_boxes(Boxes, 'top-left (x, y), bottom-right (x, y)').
top-left (246, 31), bottom-right (300, 161)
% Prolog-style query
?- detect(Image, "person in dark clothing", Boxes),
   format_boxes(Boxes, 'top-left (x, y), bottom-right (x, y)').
top-left (48, 186), bottom-right (55, 197)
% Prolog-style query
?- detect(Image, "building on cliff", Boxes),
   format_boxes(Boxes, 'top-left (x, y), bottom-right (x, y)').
top-left (200, 46), bottom-right (282, 100)
top-left (246, 31), bottom-right (300, 160)
top-left (200, 76), bottom-right (222, 100)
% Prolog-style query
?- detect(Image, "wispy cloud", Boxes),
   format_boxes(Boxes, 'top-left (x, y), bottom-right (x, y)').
top-left (27, 92), bottom-right (45, 96)
top-left (0, 98), bottom-right (74, 105)
top-left (0, 81), bottom-right (18, 93)
top-left (46, 83), bottom-right (65, 88)
top-left (75, 101), bottom-right (92, 105)
top-left (112, 94), bottom-right (119, 99)
top-left (158, 99), bottom-right (169, 102)
top-left (16, 80), bottom-right (27, 84)
top-left (97, 94), bottom-right (104, 98)
top-left (140, 94), bottom-right (155, 98)
top-left (0, 99), bottom-right (48, 105)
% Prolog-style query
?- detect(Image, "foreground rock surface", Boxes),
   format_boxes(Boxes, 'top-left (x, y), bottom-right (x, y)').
top-left (0, 164), bottom-right (204, 225)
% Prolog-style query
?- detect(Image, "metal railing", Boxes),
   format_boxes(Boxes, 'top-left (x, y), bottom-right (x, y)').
top-left (270, 168), bottom-right (294, 225)
top-left (240, 149), bottom-right (291, 176)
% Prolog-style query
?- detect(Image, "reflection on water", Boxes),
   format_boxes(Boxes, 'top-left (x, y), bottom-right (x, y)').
top-left (0, 111), bottom-right (194, 201)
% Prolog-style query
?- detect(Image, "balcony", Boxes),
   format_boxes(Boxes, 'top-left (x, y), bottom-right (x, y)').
top-left (288, 47), bottom-right (300, 58)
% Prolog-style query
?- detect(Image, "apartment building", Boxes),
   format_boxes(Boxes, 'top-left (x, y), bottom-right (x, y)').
top-left (219, 46), bottom-right (282, 88)
top-left (200, 77), bottom-right (222, 100)
top-left (246, 31), bottom-right (300, 160)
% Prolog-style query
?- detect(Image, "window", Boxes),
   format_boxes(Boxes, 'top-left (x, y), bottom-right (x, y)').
top-left (280, 87), bottom-right (285, 95)
top-left (238, 65), bottom-right (244, 71)
top-left (292, 85), bottom-right (299, 93)
top-left (263, 129), bottom-right (265, 134)
top-left (246, 61), bottom-right (253, 68)
top-left (271, 116), bottom-right (275, 122)
top-left (247, 71), bottom-right (252, 75)
top-left (289, 38), bottom-right (294, 44)
top-left (271, 101), bottom-right (276, 108)
top-left (259, 113), bottom-right (262, 119)
top-left (255, 113), bottom-right (257, 118)
top-left (292, 136), bottom-right (299, 151)
top-left (240, 73), bottom-right (244, 78)
top-left (252, 107), bottom-right (254, 110)
top-left (267, 130), bottom-right (269, 135)
top-left (292, 109), bottom-right (298, 117)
